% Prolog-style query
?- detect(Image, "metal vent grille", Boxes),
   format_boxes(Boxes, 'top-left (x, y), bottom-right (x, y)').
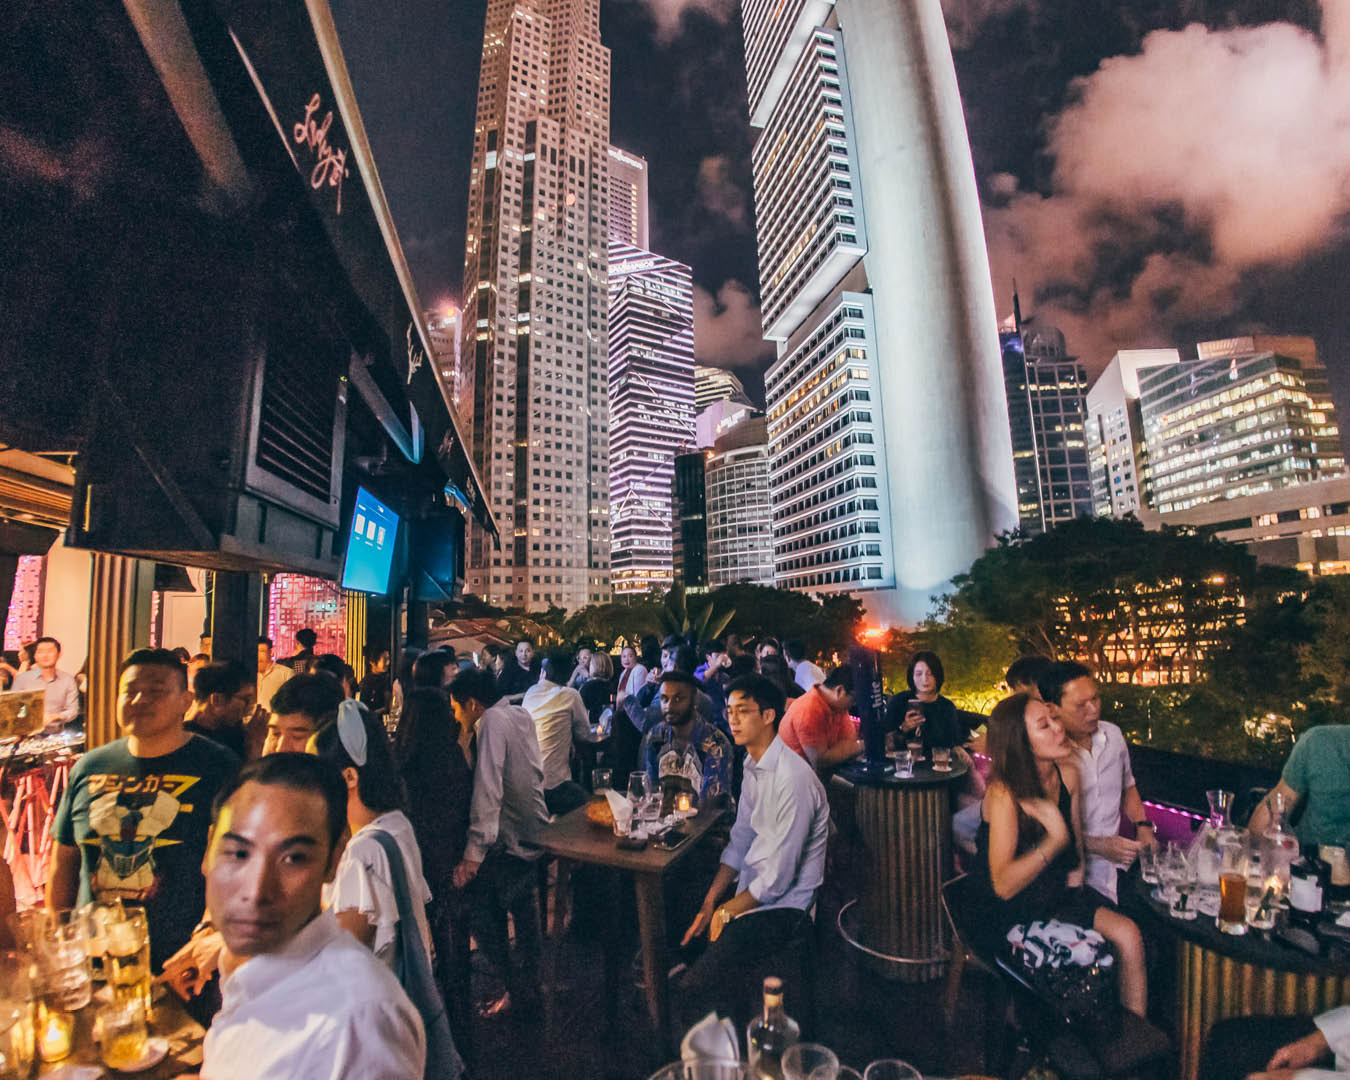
top-left (255, 347), bottom-right (338, 504)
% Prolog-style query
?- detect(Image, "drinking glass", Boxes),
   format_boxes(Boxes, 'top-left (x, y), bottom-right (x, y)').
top-left (80, 900), bottom-right (123, 985)
top-left (0, 951), bottom-right (35, 1080)
top-left (646, 1064), bottom-right (748, 1080)
top-left (29, 915), bottom-right (91, 1014)
top-left (1138, 843), bottom-right (1159, 885)
top-left (931, 747), bottom-right (952, 772)
top-left (865, 1062), bottom-right (922, 1080)
top-left (783, 1043), bottom-right (841, 1080)
top-left (1218, 840), bottom-right (1249, 935)
top-left (895, 749), bottom-right (914, 778)
top-left (592, 768), bottom-right (612, 794)
top-left (628, 771), bottom-right (650, 806)
top-left (108, 907), bottom-right (152, 1018)
top-left (96, 997), bottom-right (148, 1071)
top-left (1171, 847), bottom-right (1199, 921)
top-left (905, 739), bottom-right (923, 763)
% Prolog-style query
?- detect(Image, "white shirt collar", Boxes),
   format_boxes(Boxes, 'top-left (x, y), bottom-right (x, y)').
top-left (221, 909), bottom-right (341, 1007)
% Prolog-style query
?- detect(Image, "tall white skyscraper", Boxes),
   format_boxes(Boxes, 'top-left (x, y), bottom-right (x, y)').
top-left (459, 0), bottom-right (613, 611)
top-left (1084, 349), bottom-right (1181, 518)
top-left (607, 145), bottom-right (649, 249)
top-left (706, 416), bottom-right (776, 586)
top-left (695, 365), bottom-right (752, 410)
top-left (425, 307), bottom-right (467, 429)
top-left (607, 244), bottom-right (696, 596)
top-left (742, 0), bottom-right (1018, 623)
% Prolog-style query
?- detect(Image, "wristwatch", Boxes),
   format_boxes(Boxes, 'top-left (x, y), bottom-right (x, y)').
top-left (1134, 819), bottom-right (1154, 831)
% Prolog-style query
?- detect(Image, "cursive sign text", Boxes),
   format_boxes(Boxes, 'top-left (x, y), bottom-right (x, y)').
top-left (293, 93), bottom-right (350, 214)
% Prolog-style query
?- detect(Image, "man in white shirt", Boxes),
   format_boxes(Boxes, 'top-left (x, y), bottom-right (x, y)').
top-left (679, 674), bottom-right (829, 1030)
top-left (783, 639), bottom-right (826, 692)
top-left (521, 648), bottom-right (592, 815)
top-left (1040, 661), bottom-right (1154, 904)
top-left (201, 752), bottom-right (424, 1079)
top-left (1203, 1006), bottom-right (1350, 1079)
top-left (255, 637), bottom-right (292, 713)
top-left (12, 636), bottom-right (80, 729)
top-left (449, 668), bottom-right (549, 1015)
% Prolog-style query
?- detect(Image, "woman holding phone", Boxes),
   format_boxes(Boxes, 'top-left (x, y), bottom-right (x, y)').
top-left (885, 650), bottom-right (964, 754)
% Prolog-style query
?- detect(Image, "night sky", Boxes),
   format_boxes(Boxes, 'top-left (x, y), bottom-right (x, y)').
top-left (331, 0), bottom-right (1350, 414)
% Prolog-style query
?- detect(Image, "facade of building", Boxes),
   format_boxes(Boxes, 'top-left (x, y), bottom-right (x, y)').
top-left (1085, 349), bottom-right (1182, 518)
top-left (459, 0), bottom-right (613, 611)
top-left (696, 399), bottom-right (760, 449)
top-left (672, 451), bottom-right (708, 589)
top-left (607, 244), bottom-right (696, 596)
top-left (741, 0), bottom-right (1017, 622)
top-left (1001, 324), bottom-right (1093, 534)
top-left (606, 145), bottom-right (648, 249)
top-left (1138, 336), bottom-right (1344, 514)
top-left (1138, 475), bottom-right (1350, 577)
top-left (425, 307), bottom-right (467, 428)
top-left (706, 417), bottom-right (776, 586)
top-left (694, 365), bottom-right (752, 410)
top-left (766, 291), bottom-right (896, 592)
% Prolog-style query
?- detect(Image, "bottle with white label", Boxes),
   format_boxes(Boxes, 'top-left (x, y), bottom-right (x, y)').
top-left (1289, 855), bottom-right (1325, 928)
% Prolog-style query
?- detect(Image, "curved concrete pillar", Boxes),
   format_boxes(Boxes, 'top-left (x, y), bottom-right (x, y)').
top-left (834, 0), bottom-right (1018, 624)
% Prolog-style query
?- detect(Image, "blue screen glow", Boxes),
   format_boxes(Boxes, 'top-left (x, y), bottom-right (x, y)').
top-left (340, 487), bottom-right (399, 594)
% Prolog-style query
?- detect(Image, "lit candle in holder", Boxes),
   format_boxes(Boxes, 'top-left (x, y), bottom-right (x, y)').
top-left (38, 1005), bottom-right (73, 1062)
top-left (675, 792), bottom-right (693, 816)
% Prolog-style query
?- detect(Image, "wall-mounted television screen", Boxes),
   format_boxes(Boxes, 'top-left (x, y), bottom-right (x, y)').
top-left (340, 486), bottom-right (399, 594)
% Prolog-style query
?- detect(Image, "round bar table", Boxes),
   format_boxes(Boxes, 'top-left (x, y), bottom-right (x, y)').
top-left (1130, 871), bottom-right (1350, 1080)
top-left (833, 756), bottom-right (968, 982)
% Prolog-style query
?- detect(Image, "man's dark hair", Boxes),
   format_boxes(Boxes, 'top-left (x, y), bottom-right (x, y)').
top-left (906, 650), bottom-right (945, 693)
top-left (448, 667), bottom-right (502, 708)
top-left (541, 648), bottom-right (574, 684)
top-left (1005, 655), bottom-right (1053, 692)
top-left (193, 660), bottom-right (252, 703)
top-left (413, 650), bottom-right (456, 688)
top-left (661, 634), bottom-right (682, 652)
top-left (1038, 660), bottom-right (1094, 706)
top-left (213, 752), bottom-right (348, 852)
top-left (119, 648), bottom-right (187, 690)
top-left (726, 674), bottom-right (787, 729)
top-left (172, 647), bottom-right (192, 664)
top-left (658, 669), bottom-right (698, 691)
top-left (639, 635), bottom-right (662, 669)
top-left (294, 628), bottom-right (318, 649)
top-left (312, 653), bottom-right (347, 683)
top-left (757, 636), bottom-right (781, 654)
top-left (364, 645), bottom-right (391, 664)
top-left (783, 639), bottom-right (807, 663)
top-left (703, 637), bottom-right (727, 657)
top-left (312, 704), bottom-right (405, 814)
top-left (268, 673), bottom-right (345, 722)
top-left (671, 644), bottom-right (698, 675)
top-left (514, 637), bottom-right (533, 649)
top-left (257, 636), bottom-right (274, 649)
top-left (573, 638), bottom-right (597, 654)
top-left (34, 636), bottom-right (62, 653)
top-left (727, 655), bottom-right (757, 679)
top-left (823, 665), bottom-right (855, 693)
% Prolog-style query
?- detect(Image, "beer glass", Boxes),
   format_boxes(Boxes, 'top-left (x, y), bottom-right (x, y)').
top-left (96, 997), bottom-right (148, 1071)
top-left (108, 907), bottom-right (152, 1018)
top-left (1218, 839), bottom-right (1248, 935)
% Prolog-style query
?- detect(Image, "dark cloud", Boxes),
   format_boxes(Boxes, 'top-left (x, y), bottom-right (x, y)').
top-left (693, 279), bottom-right (775, 367)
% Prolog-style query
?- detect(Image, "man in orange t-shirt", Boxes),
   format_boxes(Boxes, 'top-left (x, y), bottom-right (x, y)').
top-left (778, 667), bottom-right (861, 769)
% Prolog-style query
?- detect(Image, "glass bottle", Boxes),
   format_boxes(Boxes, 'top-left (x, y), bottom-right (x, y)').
top-left (746, 977), bottom-right (799, 1080)
top-left (1260, 792), bottom-right (1299, 894)
top-left (1289, 850), bottom-right (1326, 928)
top-left (1191, 789), bottom-right (1236, 887)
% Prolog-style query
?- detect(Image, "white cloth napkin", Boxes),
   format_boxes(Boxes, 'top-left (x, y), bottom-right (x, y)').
top-left (680, 1012), bottom-right (740, 1063)
top-left (604, 788), bottom-right (633, 833)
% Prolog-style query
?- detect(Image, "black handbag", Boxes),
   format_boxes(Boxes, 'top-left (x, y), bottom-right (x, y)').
top-left (370, 829), bottom-right (466, 1079)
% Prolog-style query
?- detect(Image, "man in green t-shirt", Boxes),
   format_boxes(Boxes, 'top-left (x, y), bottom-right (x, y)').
top-left (1248, 725), bottom-right (1350, 850)
top-left (49, 648), bottom-right (239, 970)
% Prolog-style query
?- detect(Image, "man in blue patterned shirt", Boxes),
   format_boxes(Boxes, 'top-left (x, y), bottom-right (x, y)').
top-left (638, 671), bottom-right (731, 811)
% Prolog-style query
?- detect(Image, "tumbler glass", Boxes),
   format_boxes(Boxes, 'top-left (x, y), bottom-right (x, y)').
top-left (1218, 840), bottom-right (1249, 935)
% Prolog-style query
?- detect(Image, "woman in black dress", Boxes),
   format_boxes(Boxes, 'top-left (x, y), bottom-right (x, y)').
top-left (886, 650), bottom-right (964, 754)
top-left (971, 692), bottom-right (1147, 1016)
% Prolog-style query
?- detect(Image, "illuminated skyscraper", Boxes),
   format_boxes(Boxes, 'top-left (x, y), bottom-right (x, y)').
top-left (706, 417), bottom-right (776, 586)
top-left (742, 0), bottom-right (1017, 623)
top-left (459, 0), bottom-right (613, 611)
top-left (695, 365), bottom-right (752, 410)
top-left (1085, 349), bottom-right (1181, 518)
top-left (1001, 321), bottom-right (1093, 534)
top-left (607, 145), bottom-right (648, 249)
top-left (425, 308), bottom-right (467, 429)
top-left (607, 244), bottom-right (696, 595)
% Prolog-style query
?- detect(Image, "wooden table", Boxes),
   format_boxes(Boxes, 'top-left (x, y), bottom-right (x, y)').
top-left (1130, 870), bottom-right (1350, 1080)
top-left (833, 757), bottom-right (968, 981)
top-left (537, 803), bottom-right (727, 1057)
top-left (38, 987), bottom-right (204, 1076)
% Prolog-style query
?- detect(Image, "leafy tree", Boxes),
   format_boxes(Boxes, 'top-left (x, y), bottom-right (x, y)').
top-left (706, 584), bottom-right (863, 660)
top-left (1297, 577), bottom-right (1350, 707)
top-left (662, 583), bottom-right (734, 642)
top-left (944, 517), bottom-right (1285, 683)
top-left (563, 598), bottom-right (665, 648)
top-left (902, 606), bottom-right (1019, 711)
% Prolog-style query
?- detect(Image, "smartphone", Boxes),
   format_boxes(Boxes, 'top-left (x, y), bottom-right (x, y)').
top-left (653, 828), bottom-right (690, 851)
